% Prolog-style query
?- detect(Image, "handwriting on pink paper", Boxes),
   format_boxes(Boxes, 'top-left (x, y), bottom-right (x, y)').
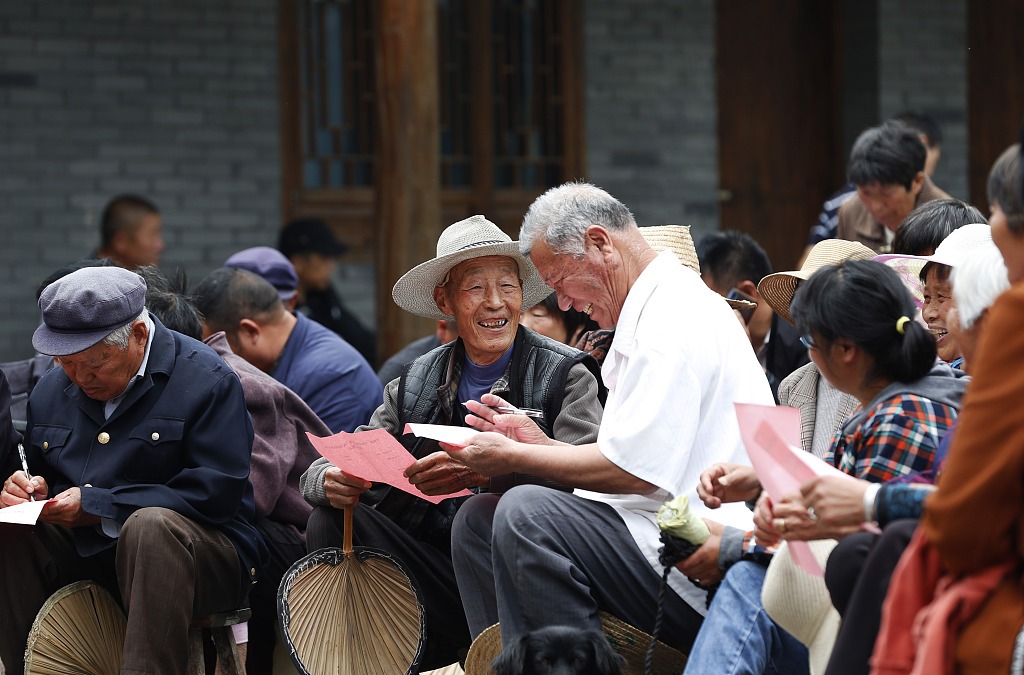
top-left (306, 429), bottom-right (472, 504)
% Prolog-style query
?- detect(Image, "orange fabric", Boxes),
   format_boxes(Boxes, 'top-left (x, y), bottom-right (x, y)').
top-left (871, 529), bottom-right (1014, 675)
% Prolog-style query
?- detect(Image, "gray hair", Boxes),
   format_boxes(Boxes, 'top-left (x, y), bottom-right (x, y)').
top-left (519, 182), bottom-right (636, 257)
top-left (103, 308), bottom-right (152, 349)
top-left (952, 244), bottom-right (1009, 330)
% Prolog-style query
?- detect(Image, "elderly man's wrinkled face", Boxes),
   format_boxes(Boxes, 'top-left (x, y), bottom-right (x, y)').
top-left (434, 256), bottom-right (523, 366)
top-left (529, 237), bottom-right (617, 329)
top-left (53, 322), bottom-right (148, 401)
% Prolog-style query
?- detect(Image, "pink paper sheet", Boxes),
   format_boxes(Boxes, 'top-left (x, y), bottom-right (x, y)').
top-left (735, 403), bottom-right (858, 576)
top-left (306, 428), bottom-right (472, 504)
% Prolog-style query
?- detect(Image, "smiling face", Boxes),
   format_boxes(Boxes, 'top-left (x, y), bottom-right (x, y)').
top-left (433, 255), bottom-right (523, 366)
top-left (53, 322), bottom-right (147, 401)
top-left (856, 176), bottom-right (924, 231)
top-left (528, 235), bottom-right (620, 328)
top-left (922, 265), bottom-right (961, 363)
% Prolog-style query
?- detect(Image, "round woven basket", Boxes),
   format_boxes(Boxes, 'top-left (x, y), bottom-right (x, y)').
top-left (463, 611), bottom-right (686, 675)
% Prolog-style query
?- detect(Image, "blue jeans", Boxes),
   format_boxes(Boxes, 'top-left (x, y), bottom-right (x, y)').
top-left (682, 560), bottom-right (810, 675)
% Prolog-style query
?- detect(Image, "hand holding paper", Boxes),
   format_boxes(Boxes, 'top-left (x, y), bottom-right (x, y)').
top-left (735, 403), bottom-right (861, 576)
top-left (306, 429), bottom-right (472, 505)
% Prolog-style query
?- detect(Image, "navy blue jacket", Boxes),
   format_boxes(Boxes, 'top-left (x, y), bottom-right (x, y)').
top-left (25, 319), bottom-right (269, 587)
top-left (273, 312), bottom-right (382, 433)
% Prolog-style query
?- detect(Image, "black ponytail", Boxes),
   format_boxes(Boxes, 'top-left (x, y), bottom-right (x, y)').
top-left (791, 260), bottom-right (936, 384)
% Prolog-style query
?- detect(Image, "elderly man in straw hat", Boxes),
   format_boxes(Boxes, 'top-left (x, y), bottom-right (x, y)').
top-left (0, 266), bottom-right (267, 675)
top-left (443, 183), bottom-right (774, 653)
top-left (299, 214), bottom-right (605, 668)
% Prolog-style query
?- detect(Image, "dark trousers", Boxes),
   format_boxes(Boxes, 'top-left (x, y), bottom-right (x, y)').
top-left (452, 488), bottom-right (705, 653)
top-left (306, 504), bottom-right (470, 669)
top-left (0, 507), bottom-right (245, 675)
top-left (245, 518), bottom-right (306, 675)
top-left (824, 519), bottom-right (918, 675)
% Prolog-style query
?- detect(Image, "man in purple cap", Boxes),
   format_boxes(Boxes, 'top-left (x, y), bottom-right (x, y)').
top-left (225, 245), bottom-right (301, 311)
top-left (0, 266), bottom-right (268, 675)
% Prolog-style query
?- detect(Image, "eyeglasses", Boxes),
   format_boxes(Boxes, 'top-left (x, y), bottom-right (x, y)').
top-left (799, 334), bottom-right (816, 350)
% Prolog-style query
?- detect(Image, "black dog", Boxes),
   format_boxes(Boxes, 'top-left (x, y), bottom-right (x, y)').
top-left (492, 626), bottom-right (626, 675)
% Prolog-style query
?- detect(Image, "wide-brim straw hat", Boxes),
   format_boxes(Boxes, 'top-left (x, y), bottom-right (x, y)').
top-left (463, 611), bottom-right (687, 675)
top-left (874, 223), bottom-right (993, 307)
top-left (758, 239), bottom-right (876, 325)
top-left (640, 224), bottom-right (755, 312)
top-left (392, 215), bottom-right (552, 321)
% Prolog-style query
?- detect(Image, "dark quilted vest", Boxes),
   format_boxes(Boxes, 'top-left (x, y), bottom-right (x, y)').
top-left (372, 327), bottom-right (603, 546)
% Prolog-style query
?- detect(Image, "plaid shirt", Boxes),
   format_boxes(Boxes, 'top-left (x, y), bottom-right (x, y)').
top-left (826, 393), bottom-right (958, 483)
top-left (739, 392), bottom-right (957, 562)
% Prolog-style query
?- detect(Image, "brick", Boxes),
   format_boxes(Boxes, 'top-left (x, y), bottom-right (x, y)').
top-left (95, 74), bottom-right (148, 91)
top-left (69, 160), bottom-right (120, 176)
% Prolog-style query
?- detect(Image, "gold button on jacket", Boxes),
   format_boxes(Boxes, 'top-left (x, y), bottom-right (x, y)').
top-left (97, 432), bottom-right (110, 444)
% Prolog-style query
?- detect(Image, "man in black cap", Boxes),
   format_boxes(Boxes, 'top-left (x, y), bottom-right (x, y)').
top-left (0, 266), bottom-right (267, 675)
top-left (278, 217), bottom-right (378, 364)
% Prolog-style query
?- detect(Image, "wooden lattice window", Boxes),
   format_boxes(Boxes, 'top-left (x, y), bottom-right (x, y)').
top-left (295, 0), bottom-right (377, 189)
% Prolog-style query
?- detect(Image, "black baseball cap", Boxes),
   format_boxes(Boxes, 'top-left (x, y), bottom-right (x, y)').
top-left (278, 217), bottom-right (349, 258)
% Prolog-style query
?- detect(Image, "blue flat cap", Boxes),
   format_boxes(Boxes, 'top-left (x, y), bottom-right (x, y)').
top-left (33, 266), bottom-right (147, 356)
top-left (224, 246), bottom-right (299, 301)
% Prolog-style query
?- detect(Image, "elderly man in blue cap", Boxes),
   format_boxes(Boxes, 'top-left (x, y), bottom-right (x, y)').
top-left (0, 266), bottom-right (267, 675)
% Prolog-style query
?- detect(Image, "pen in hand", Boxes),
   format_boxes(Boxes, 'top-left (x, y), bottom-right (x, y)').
top-left (17, 443), bottom-right (35, 502)
top-left (466, 402), bottom-right (545, 419)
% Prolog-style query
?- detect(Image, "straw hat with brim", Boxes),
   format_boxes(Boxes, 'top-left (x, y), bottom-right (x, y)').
top-left (463, 611), bottom-right (687, 675)
top-left (758, 239), bottom-right (876, 326)
top-left (762, 540), bottom-right (841, 675)
top-left (640, 224), bottom-right (755, 312)
top-left (874, 223), bottom-right (993, 306)
top-left (392, 215), bottom-right (552, 321)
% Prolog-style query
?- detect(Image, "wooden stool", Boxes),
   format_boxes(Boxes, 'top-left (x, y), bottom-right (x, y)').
top-left (187, 608), bottom-right (251, 675)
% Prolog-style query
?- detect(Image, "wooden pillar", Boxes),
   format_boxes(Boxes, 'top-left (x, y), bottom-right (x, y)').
top-left (374, 0), bottom-right (441, 358)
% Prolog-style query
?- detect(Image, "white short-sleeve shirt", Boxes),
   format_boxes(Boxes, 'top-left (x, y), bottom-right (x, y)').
top-left (575, 251), bottom-right (775, 614)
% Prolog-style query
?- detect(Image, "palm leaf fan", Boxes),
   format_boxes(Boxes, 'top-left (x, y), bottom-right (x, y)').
top-left (24, 581), bottom-right (126, 675)
top-left (278, 505), bottom-right (427, 675)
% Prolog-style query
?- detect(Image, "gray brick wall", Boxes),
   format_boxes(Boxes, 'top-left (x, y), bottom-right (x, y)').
top-left (583, 0), bottom-right (719, 243)
top-left (0, 0), bottom-right (281, 361)
top-left (879, 0), bottom-right (968, 201)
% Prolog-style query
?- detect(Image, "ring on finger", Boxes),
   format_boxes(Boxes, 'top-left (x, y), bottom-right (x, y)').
top-left (807, 506), bottom-right (818, 522)
top-left (775, 518), bottom-right (788, 533)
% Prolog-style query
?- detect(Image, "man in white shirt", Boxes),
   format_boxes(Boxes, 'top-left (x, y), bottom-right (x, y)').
top-left (447, 183), bottom-right (774, 652)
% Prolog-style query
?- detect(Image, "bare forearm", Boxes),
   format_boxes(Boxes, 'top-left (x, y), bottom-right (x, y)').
top-left (500, 442), bottom-right (657, 494)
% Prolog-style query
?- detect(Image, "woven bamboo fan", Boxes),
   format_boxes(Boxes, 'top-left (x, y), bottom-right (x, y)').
top-left (278, 506), bottom-right (426, 675)
top-left (24, 580), bottom-right (126, 675)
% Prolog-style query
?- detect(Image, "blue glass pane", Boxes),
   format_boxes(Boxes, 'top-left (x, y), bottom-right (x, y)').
top-left (304, 159), bottom-right (322, 188)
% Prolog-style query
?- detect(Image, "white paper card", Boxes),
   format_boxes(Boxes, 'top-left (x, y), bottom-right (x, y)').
top-left (403, 423), bottom-right (478, 447)
top-left (0, 499), bottom-right (48, 525)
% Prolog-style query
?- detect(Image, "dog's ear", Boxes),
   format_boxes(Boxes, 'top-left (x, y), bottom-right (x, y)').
top-left (587, 632), bottom-right (626, 675)
top-left (492, 633), bottom-right (530, 675)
